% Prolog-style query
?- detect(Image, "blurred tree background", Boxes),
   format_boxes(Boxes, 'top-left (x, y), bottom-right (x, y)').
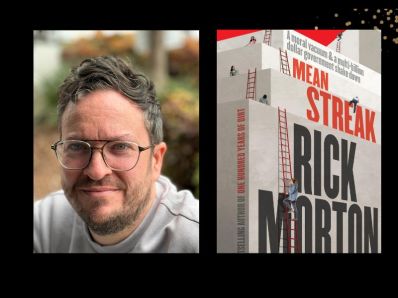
top-left (34, 30), bottom-right (199, 200)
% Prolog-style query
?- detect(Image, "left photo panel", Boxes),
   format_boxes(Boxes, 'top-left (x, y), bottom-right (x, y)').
top-left (34, 30), bottom-right (199, 253)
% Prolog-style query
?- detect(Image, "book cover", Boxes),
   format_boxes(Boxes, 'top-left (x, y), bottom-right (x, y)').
top-left (217, 29), bottom-right (381, 253)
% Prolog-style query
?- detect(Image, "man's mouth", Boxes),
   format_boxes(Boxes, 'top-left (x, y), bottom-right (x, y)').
top-left (78, 187), bottom-right (120, 197)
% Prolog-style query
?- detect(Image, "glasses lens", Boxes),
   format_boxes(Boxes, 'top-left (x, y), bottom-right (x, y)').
top-left (103, 141), bottom-right (140, 171)
top-left (56, 140), bottom-right (91, 169)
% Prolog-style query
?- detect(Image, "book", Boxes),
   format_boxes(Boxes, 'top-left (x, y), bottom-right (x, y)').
top-left (217, 29), bottom-right (381, 253)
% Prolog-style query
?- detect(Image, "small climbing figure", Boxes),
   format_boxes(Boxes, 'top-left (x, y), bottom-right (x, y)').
top-left (349, 96), bottom-right (359, 113)
top-left (283, 177), bottom-right (299, 220)
top-left (259, 94), bottom-right (270, 105)
top-left (247, 35), bottom-right (256, 46)
top-left (230, 65), bottom-right (238, 76)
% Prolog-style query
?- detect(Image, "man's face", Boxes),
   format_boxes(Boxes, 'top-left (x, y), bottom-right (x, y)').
top-left (60, 89), bottom-right (165, 235)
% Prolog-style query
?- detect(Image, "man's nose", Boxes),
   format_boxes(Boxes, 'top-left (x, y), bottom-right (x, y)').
top-left (83, 150), bottom-right (112, 180)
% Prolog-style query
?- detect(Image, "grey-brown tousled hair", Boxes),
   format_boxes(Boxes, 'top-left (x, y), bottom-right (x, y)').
top-left (57, 56), bottom-right (163, 144)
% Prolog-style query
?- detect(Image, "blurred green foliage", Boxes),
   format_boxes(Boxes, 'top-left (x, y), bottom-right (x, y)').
top-left (160, 77), bottom-right (199, 198)
top-left (34, 64), bottom-right (70, 127)
top-left (62, 32), bottom-right (136, 67)
top-left (168, 37), bottom-right (199, 82)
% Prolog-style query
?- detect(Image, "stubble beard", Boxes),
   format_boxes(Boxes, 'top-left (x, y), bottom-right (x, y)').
top-left (63, 174), bottom-right (153, 236)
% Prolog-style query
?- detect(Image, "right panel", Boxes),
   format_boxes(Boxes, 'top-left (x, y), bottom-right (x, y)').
top-left (217, 29), bottom-right (381, 253)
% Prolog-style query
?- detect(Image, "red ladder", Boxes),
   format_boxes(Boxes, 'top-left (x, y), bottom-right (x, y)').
top-left (278, 107), bottom-right (292, 195)
top-left (278, 107), bottom-right (300, 253)
top-left (283, 207), bottom-right (301, 253)
top-left (246, 68), bottom-right (256, 100)
top-left (336, 40), bottom-right (341, 53)
top-left (263, 30), bottom-right (272, 45)
top-left (279, 48), bottom-right (291, 76)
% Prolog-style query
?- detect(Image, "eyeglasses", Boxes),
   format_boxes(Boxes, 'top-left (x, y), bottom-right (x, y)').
top-left (51, 140), bottom-right (154, 171)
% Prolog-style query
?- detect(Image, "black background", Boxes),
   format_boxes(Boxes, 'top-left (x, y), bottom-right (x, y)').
top-left (25, 6), bottom-right (395, 262)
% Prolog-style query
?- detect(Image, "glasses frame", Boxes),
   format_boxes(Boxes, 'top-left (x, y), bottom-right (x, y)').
top-left (51, 139), bottom-right (154, 171)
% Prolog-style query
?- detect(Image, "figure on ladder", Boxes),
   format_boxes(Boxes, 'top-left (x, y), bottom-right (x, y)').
top-left (283, 177), bottom-right (299, 220)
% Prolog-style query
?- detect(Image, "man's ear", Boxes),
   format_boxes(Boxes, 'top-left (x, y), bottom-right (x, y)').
top-left (151, 142), bottom-right (167, 181)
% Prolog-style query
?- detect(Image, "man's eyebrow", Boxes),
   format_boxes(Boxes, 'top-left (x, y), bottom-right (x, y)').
top-left (110, 133), bottom-right (135, 140)
top-left (65, 133), bottom-right (136, 141)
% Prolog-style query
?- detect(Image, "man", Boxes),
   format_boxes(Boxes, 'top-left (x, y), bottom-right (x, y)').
top-left (349, 96), bottom-right (359, 113)
top-left (247, 36), bottom-right (256, 46)
top-left (259, 94), bottom-right (269, 105)
top-left (230, 65), bottom-right (238, 76)
top-left (34, 56), bottom-right (199, 253)
top-left (282, 177), bottom-right (299, 220)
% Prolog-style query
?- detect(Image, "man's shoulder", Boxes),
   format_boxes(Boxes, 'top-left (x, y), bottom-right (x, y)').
top-left (34, 190), bottom-right (71, 212)
top-left (34, 190), bottom-right (77, 253)
top-left (34, 190), bottom-right (76, 227)
top-left (144, 176), bottom-right (199, 252)
top-left (157, 176), bottom-right (199, 225)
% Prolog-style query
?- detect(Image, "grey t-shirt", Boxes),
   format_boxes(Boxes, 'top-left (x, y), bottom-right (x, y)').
top-left (34, 175), bottom-right (199, 253)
